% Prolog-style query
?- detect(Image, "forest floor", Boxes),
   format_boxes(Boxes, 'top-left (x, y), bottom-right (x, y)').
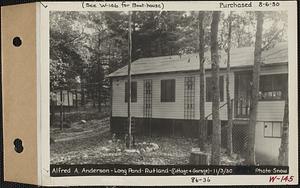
top-left (50, 116), bottom-right (244, 165)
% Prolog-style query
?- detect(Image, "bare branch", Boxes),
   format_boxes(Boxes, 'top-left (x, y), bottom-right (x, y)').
top-left (65, 29), bottom-right (87, 45)
top-left (262, 27), bottom-right (285, 51)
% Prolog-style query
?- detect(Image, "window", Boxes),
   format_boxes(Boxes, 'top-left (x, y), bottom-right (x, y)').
top-left (161, 79), bottom-right (175, 102)
top-left (184, 77), bottom-right (195, 119)
top-left (206, 76), bottom-right (224, 102)
top-left (143, 79), bottom-right (152, 118)
top-left (264, 122), bottom-right (282, 138)
top-left (259, 74), bottom-right (288, 100)
top-left (125, 81), bottom-right (137, 102)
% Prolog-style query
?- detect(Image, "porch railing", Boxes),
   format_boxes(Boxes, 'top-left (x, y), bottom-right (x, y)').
top-left (234, 98), bottom-right (250, 118)
top-left (205, 99), bottom-right (234, 120)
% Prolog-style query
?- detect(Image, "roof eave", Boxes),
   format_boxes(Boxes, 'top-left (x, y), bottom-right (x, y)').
top-left (108, 61), bottom-right (288, 78)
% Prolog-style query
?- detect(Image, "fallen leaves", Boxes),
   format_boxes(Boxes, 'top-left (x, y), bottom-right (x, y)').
top-left (50, 118), bottom-right (244, 165)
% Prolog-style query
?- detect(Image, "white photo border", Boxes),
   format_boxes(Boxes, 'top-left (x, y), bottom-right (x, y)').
top-left (39, 1), bottom-right (298, 186)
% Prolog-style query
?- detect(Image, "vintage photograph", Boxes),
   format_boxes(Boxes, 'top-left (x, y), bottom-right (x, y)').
top-left (49, 10), bottom-right (288, 166)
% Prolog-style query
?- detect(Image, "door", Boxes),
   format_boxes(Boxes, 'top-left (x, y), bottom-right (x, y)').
top-left (184, 76), bottom-right (195, 119)
top-left (235, 71), bottom-right (252, 118)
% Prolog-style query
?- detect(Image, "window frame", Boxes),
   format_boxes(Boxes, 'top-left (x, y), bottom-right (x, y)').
top-left (125, 81), bottom-right (137, 103)
top-left (161, 79), bottom-right (176, 102)
top-left (259, 74), bottom-right (288, 101)
top-left (263, 121), bottom-right (282, 138)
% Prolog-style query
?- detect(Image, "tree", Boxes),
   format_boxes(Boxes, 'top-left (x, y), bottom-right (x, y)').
top-left (211, 11), bottom-right (221, 165)
top-left (50, 12), bottom-right (90, 91)
top-left (225, 12), bottom-right (233, 155)
top-left (262, 11), bottom-right (288, 51)
top-left (278, 88), bottom-right (288, 165)
top-left (247, 11), bottom-right (264, 165)
top-left (198, 11), bottom-right (206, 150)
top-left (127, 11), bottom-right (133, 149)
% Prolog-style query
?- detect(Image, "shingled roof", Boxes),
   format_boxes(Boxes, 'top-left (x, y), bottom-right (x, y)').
top-left (108, 42), bottom-right (288, 77)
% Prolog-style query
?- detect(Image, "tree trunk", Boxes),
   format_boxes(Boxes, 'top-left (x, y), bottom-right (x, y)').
top-left (226, 12), bottom-right (233, 155)
top-left (131, 11), bottom-right (137, 60)
top-left (278, 91), bottom-right (288, 165)
top-left (198, 11), bottom-right (206, 150)
top-left (211, 11), bottom-right (221, 165)
top-left (59, 90), bottom-right (63, 130)
top-left (247, 11), bottom-right (264, 165)
top-left (75, 90), bottom-right (78, 108)
top-left (93, 89), bottom-right (96, 107)
top-left (98, 63), bottom-right (102, 112)
top-left (50, 99), bottom-right (55, 125)
top-left (67, 90), bottom-right (70, 111)
top-left (98, 86), bottom-right (102, 112)
top-left (127, 11), bottom-right (133, 149)
top-left (81, 81), bottom-right (85, 106)
top-left (96, 27), bottom-right (102, 112)
top-left (109, 78), bottom-right (113, 124)
top-left (190, 150), bottom-right (209, 165)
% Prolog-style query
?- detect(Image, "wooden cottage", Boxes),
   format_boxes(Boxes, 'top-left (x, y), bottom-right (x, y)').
top-left (108, 42), bottom-right (288, 164)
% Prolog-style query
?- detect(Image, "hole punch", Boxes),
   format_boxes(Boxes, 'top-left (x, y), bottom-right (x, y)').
top-left (13, 138), bottom-right (24, 153)
top-left (13, 37), bottom-right (22, 47)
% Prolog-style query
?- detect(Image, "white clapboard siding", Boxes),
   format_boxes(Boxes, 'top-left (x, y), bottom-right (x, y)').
top-left (252, 65), bottom-right (287, 122)
top-left (112, 68), bottom-right (287, 122)
top-left (257, 101), bottom-right (285, 122)
top-left (260, 64), bottom-right (288, 75)
top-left (111, 78), bottom-right (143, 117)
top-left (255, 121), bottom-right (281, 164)
top-left (112, 71), bottom-right (234, 120)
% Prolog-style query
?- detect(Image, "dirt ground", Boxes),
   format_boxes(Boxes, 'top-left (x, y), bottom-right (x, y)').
top-left (50, 117), bottom-right (244, 165)
top-left (50, 119), bottom-right (198, 165)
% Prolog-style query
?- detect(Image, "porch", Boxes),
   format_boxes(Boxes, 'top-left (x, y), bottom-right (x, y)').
top-left (233, 71), bottom-right (288, 119)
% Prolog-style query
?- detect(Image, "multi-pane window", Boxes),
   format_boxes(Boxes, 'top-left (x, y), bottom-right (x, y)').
top-left (184, 77), bottom-right (195, 119)
top-left (264, 121), bottom-right (282, 138)
top-left (161, 79), bottom-right (175, 102)
top-left (206, 76), bottom-right (224, 102)
top-left (125, 81), bottom-right (137, 102)
top-left (259, 74), bottom-right (288, 100)
top-left (143, 80), bottom-right (152, 118)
